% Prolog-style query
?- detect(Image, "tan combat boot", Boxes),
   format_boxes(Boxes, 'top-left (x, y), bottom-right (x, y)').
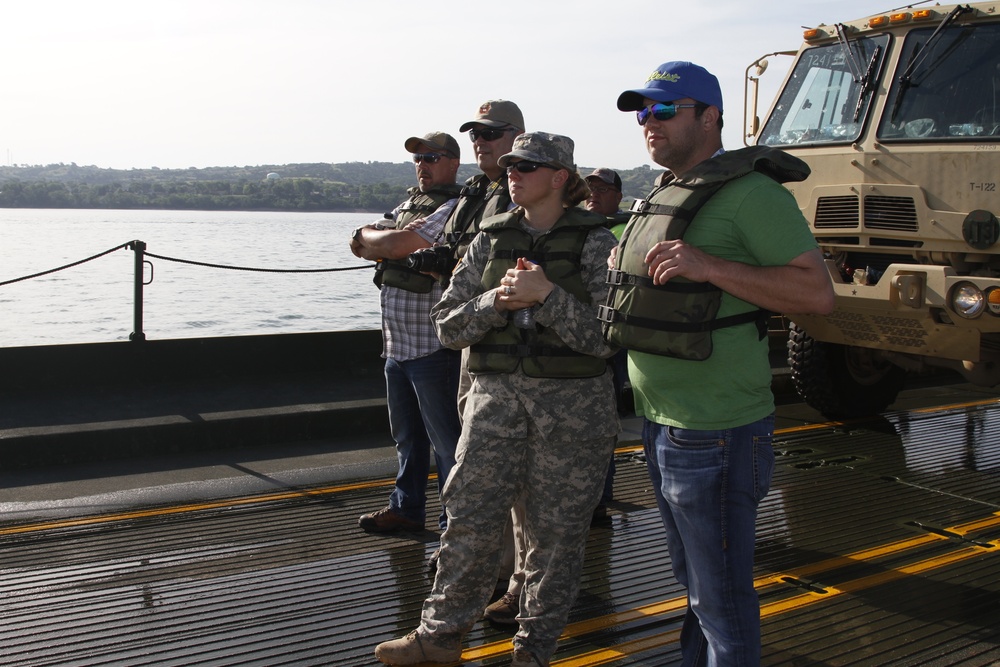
top-left (510, 647), bottom-right (548, 666)
top-left (374, 630), bottom-right (461, 665)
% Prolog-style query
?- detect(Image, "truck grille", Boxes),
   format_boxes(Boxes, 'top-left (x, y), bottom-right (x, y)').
top-left (864, 196), bottom-right (919, 232)
top-left (815, 195), bottom-right (859, 228)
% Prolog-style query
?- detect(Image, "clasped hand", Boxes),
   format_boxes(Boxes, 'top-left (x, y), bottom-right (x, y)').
top-left (495, 258), bottom-right (553, 312)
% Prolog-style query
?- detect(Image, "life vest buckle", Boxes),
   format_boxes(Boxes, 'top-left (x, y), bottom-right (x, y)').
top-left (629, 199), bottom-right (651, 213)
top-left (597, 304), bottom-right (618, 324)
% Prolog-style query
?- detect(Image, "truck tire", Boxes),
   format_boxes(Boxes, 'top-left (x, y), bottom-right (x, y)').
top-left (787, 322), bottom-right (906, 419)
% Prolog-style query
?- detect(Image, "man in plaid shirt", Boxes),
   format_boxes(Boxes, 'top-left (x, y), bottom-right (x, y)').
top-left (349, 131), bottom-right (464, 534)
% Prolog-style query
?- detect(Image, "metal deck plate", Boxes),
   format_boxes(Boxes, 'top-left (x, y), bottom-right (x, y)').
top-left (2, 397), bottom-right (998, 666)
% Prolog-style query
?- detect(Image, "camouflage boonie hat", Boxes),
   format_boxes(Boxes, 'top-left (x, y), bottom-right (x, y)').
top-left (404, 131), bottom-right (461, 159)
top-left (497, 132), bottom-right (575, 171)
top-left (459, 99), bottom-right (525, 132)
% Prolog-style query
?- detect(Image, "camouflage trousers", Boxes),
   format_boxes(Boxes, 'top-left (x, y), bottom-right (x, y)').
top-left (419, 420), bottom-right (616, 662)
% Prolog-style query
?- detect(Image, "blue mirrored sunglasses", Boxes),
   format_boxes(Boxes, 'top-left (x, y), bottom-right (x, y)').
top-left (636, 102), bottom-right (698, 126)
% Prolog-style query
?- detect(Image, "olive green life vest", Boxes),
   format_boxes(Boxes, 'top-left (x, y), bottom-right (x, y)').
top-left (442, 173), bottom-right (512, 261)
top-left (376, 184), bottom-right (462, 293)
top-left (599, 146), bottom-right (810, 361)
top-left (468, 208), bottom-right (608, 379)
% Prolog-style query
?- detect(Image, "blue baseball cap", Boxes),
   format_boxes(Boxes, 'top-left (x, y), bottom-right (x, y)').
top-left (617, 61), bottom-right (723, 114)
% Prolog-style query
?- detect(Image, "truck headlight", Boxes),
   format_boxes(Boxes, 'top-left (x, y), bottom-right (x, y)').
top-left (951, 282), bottom-right (985, 319)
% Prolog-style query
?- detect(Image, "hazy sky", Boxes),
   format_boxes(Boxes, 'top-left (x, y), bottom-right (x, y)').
top-left (3, 0), bottom-right (895, 171)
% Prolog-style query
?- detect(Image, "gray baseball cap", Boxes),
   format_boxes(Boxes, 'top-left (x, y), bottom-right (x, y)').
top-left (459, 99), bottom-right (525, 132)
top-left (404, 131), bottom-right (460, 159)
top-left (497, 132), bottom-right (575, 170)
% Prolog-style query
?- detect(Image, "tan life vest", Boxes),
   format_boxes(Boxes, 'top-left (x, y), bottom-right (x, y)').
top-left (375, 184), bottom-right (462, 293)
top-left (442, 173), bottom-right (512, 262)
top-left (598, 146), bottom-right (810, 360)
top-left (468, 208), bottom-right (608, 378)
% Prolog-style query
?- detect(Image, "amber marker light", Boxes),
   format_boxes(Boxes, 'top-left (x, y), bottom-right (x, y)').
top-left (869, 15), bottom-right (890, 28)
top-left (803, 27), bottom-right (825, 40)
top-left (913, 9), bottom-right (935, 20)
top-left (986, 287), bottom-right (1000, 316)
top-left (890, 12), bottom-right (910, 23)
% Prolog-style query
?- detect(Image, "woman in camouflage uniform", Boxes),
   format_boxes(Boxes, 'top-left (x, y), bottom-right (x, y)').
top-left (375, 132), bottom-right (620, 667)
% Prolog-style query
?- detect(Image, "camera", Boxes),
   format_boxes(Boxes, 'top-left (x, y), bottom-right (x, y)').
top-left (405, 245), bottom-right (457, 275)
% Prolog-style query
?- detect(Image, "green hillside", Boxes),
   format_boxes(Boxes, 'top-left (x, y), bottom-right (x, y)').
top-left (0, 162), bottom-right (657, 212)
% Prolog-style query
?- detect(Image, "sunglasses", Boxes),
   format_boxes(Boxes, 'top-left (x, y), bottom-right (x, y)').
top-left (636, 102), bottom-right (698, 126)
top-left (469, 127), bottom-right (515, 141)
top-left (589, 184), bottom-right (617, 195)
top-left (413, 153), bottom-right (446, 164)
top-left (506, 161), bottom-right (557, 174)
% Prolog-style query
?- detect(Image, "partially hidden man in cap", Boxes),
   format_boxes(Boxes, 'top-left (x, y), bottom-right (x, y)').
top-left (376, 132), bottom-right (619, 667)
top-left (601, 61), bottom-right (834, 666)
top-left (583, 166), bottom-right (632, 518)
top-left (583, 167), bottom-right (629, 233)
top-left (425, 100), bottom-right (527, 616)
top-left (349, 131), bottom-right (464, 536)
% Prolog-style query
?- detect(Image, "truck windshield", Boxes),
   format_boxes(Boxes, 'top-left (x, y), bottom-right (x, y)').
top-left (878, 23), bottom-right (1000, 141)
top-left (759, 35), bottom-right (887, 146)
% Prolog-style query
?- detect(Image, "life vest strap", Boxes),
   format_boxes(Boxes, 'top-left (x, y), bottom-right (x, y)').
top-left (599, 304), bottom-right (766, 337)
top-left (470, 342), bottom-right (588, 358)
top-left (605, 269), bottom-right (719, 293)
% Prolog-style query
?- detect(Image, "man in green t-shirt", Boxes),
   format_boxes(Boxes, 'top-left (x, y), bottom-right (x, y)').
top-left (609, 61), bottom-right (834, 666)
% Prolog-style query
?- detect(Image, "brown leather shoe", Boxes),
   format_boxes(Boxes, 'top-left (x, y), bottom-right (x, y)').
top-left (374, 630), bottom-right (461, 665)
top-left (483, 591), bottom-right (519, 625)
top-left (359, 506), bottom-right (424, 533)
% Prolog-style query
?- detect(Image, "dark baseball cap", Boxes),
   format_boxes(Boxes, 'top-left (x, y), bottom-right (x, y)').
top-left (585, 167), bottom-right (622, 191)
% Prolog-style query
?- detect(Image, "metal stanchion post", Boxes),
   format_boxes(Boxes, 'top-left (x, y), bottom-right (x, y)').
top-left (128, 240), bottom-right (147, 342)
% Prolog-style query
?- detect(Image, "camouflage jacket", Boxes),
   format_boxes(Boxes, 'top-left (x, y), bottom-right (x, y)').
top-left (431, 210), bottom-right (620, 441)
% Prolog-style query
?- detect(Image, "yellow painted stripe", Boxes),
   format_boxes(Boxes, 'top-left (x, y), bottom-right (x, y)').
top-left (0, 476), bottom-right (403, 536)
top-left (4, 396), bottom-right (997, 538)
top-left (540, 541), bottom-right (999, 665)
top-left (774, 396), bottom-right (1000, 435)
top-left (3, 396), bottom-right (998, 665)
top-left (455, 521), bottom-right (1000, 663)
top-left (762, 542), bottom-right (998, 616)
top-left (552, 629), bottom-right (682, 667)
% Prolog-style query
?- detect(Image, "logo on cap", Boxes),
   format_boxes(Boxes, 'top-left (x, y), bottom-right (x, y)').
top-left (648, 71), bottom-right (681, 83)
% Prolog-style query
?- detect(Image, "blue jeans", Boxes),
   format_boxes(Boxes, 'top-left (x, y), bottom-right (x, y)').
top-left (385, 348), bottom-right (462, 531)
top-left (642, 414), bottom-right (775, 667)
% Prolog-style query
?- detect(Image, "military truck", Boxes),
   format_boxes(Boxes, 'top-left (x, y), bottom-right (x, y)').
top-left (745, 2), bottom-right (1000, 418)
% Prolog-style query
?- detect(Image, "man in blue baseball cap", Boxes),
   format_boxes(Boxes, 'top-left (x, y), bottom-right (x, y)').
top-left (616, 60), bottom-right (724, 114)
top-left (602, 61), bottom-right (834, 667)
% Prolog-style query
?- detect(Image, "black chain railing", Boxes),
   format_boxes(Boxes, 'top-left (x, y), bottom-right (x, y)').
top-left (0, 240), bottom-right (375, 342)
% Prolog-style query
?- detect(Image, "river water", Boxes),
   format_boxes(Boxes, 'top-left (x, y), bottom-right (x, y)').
top-left (0, 208), bottom-right (387, 347)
